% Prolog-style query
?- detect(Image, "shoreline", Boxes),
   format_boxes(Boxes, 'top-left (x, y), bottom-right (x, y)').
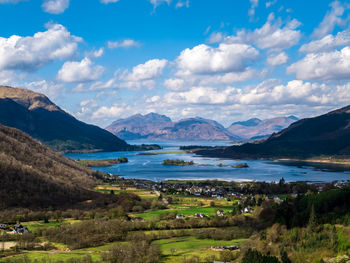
top-left (276, 157), bottom-right (350, 167)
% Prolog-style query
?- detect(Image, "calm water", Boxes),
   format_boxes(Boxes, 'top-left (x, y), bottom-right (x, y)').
top-left (65, 140), bottom-right (350, 183)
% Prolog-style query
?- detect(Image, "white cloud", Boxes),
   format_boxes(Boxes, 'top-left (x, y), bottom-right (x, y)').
top-left (118, 59), bottom-right (168, 89)
top-left (312, 1), bottom-right (349, 38)
top-left (42, 0), bottom-right (69, 14)
top-left (176, 43), bottom-right (259, 75)
top-left (207, 32), bottom-right (224, 44)
top-left (146, 95), bottom-right (160, 103)
top-left (226, 13), bottom-right (301, 51)
top-left (92, 104), bottom-right (132, 119)
top-left (300, 30), bottom-right (350, 53)
top-left (0, 70), bottom-right (22, 86)
top-left (107, 39), bottom-right (141, 49)
top-left (57, 57), bottom-right (104, 83)
top-left (164, 79), bottom-right (350, 107)
top-left (85, 48), bottom-right (104, 58)
top-left (164, 78), bottom-right (185, 91)
top-left (267, 51), bottom-right (288, 66)
top-left (100, 0), bottom-right (119, 4)
top-left (0, 23), bottom-right (81, 71)
top-left (22, 80), bottom-right (63, 99)
top-left (165, 86), bottom-right (240, 105)
top-left (287, 46), bottom-right (350, 81)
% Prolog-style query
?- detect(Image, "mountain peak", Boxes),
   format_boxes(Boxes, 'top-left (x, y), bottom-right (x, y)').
top-left (0, 86), bottom-right (60, 112)
top-left (231, 118), bottom-right (262, 127)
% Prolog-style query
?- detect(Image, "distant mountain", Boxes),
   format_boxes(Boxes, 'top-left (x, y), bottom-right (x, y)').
top-left (195, 105), bottom-right (350, 158)
top-left (106, 114), bottom-right (240, 141)
top-left (106, 113), bottom-right (173, 140)
top-left (227, 116), bottom-right (298, 140)
top-left (0, 86), bottom-right (130, 152)
top-left (107, 113), bottom-right (298, 141)
top-left (154, 117), bottom-right (240, 141)
top-left (0, 123), bottom-right (100, 208)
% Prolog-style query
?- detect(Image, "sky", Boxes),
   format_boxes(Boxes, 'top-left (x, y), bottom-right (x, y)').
top-left (1, 0), bottom-right (350, 128)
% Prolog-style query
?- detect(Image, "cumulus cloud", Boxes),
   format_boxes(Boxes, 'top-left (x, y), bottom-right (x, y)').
top-left (226, 13), bottom-right (301, 51)
top-left (287, 47), bottom-right (350, 81)
top-left (176, 43), bottom-right (259, 76)
top-left (207, 32), bottom-right (224, 44)
top-left (42, 0), bottom-right (69, 14)
top-left (164, 78), bottom-right (186, 91)
top-left (267, 51), bottom-right (288, 66)
top-left (92, 104), bottom-right (132, 119)
top-left (312, 1), bottom-right (350, 38)
top-left (85, 48), bottom-right (104, 58)
top-left (0, 23), bottom-right (81, 72)
top-left (118, 59), bottom-right (168, 89)
top-left (22, 80), bottom-right (64, 99)
top-left (107, 39), bottom-right (141, 49)
top-left (57, 57), bottom-right (104, 83)
top-left (0, 70), bottom-right (22, 86)
top-left (300, 30), bottom-right (350, 53)
top-left (164, 79), bottom-right (350, 107)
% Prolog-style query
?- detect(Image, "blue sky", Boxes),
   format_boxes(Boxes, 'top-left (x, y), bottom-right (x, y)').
top-left (1, 0), bottom-right (350, 127)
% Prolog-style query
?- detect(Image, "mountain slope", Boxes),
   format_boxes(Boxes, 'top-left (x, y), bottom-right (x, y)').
top-left (0, 86), bottom-right (129, 152)
top-left (196, 105), bottom-right (350, 158)
top-left (106, 114), bottom-right (240, 141)
top-left (227, 116), bottom-right (298, 140)
top-left (156, 117), bottom-right (240, 141)
top-left (106, 113), bottom-right (172, 140)
top-left (0, 123), bottom-right (100, 208)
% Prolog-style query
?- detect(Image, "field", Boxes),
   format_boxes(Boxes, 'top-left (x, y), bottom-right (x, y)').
top-left (154, 236), bottom-right (246, 263)
top-left (1, 183), bottom-right (350, 263)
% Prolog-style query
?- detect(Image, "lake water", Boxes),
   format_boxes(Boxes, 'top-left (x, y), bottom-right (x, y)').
top-left (66, 140), bottom-right (350, 183)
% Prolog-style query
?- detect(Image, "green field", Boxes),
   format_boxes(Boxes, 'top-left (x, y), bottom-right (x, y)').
top-left (132, 206), bottom-right (232, 220)
top-left (154, 236), bottom-right (246, 263)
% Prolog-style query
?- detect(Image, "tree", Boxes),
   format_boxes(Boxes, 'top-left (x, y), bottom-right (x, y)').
top-left (280, 250), bottom-right (291, 263)
top-left (308, 204), bottom-right (316, 233)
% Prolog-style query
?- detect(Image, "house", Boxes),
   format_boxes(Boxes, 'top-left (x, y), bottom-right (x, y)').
top-left (130, 217), bottom-right (145, 222)
top-left (242, 207), bottom-right (253, 214)
top-left (13, 224), bottom-right (29, 234)
top-left (176, 214), bottom-right (185, 219)
top-left (194, 213), bottom-right (207, 218)
top-left (0, 224), bottom-right (6, 230)
top-left (216, 210), bottom-right (224, 217)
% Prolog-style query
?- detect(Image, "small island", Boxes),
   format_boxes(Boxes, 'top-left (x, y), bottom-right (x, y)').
top-left (233, 163), bottom-right (249, 168)
top-left (162, 159), bottom-right (195, 166)
top-left (79, 157), bottom-right (128, 167)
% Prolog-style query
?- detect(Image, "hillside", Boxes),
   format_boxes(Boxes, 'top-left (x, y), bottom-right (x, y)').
top-left (227, 116), bottom-right (298, 140)
top-left (195, 105), bottom-right (350, 158)
top-left (0, 123), bottom-right (101, 208)
top-left (0, 86), bottom-right (130, 152)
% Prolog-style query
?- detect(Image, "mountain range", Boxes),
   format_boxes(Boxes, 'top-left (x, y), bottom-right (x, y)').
top-left (194, 104), bottom-right (350, 158)
top-left (0, 86), bottom-right (160, 152)
top-left (106, 113), bottom-right (298, 141)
